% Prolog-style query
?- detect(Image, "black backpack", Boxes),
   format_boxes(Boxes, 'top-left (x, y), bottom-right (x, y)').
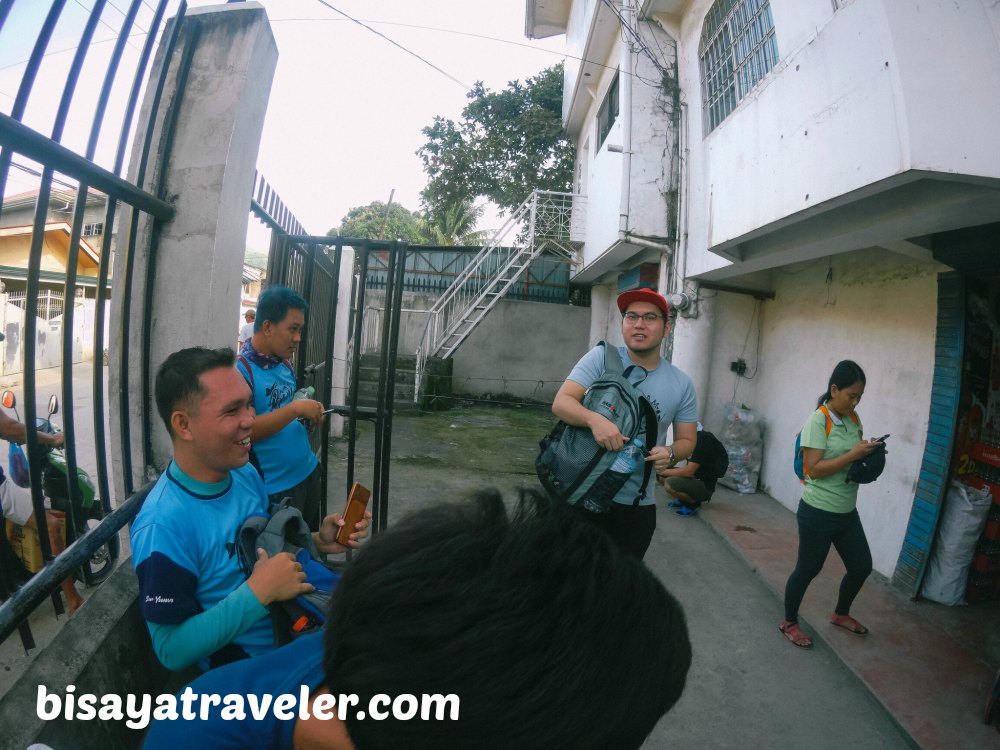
top-left (537, 342), bottom-right (658, 512)
top-left (698, 431), bottom-right (730, 479)
top-left (233, 500), bottom-right (341, 646)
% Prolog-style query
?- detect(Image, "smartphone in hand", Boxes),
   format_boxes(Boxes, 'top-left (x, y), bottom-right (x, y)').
top-left (875, 434), bottom-right (890, 442)
top-left (336, 482), bottom-right (371, 546)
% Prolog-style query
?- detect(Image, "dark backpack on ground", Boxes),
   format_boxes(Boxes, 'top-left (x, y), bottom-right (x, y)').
top-left (536, 342), bottom-right (658, 512)
top-left (234, 500), bottom-right (340, 646)
top-left (697, 431), bottom-right (730, 479)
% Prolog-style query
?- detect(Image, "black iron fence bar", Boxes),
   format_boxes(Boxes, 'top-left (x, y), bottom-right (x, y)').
top-left (0, 0), bottom-right (14, 35)
top-left (87, 0), bottom-right (158, 527)
top-left (369, 243), bottom-right (396, 535)
top-left (319, 243), bottom-right (343, 522)
top-left (346, 241), bottom-right (370, 492)
top-left (45, 0), bottom-right (110, 586)
top-left (0, 486), bottom-right (152, 646)
top-left (0, 0), bottom-right (66, 223)
top-left (0, 115), bottom-right (174, 222)
top-left (376, 243), bottom-right (406, 534)
top-left (140, 4), bottom-right (192, 471)
top-left (117, 0), bottom-right (184, 493)
top-left (23, 176), bottom-right (64, 617)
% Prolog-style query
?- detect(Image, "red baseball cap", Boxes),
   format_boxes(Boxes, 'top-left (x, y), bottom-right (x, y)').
top-left (617, 288), bottom-right (669, 318)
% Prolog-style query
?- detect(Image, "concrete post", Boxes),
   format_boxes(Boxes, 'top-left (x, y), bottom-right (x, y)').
top-left (109, 3), bottom-right (277, 492)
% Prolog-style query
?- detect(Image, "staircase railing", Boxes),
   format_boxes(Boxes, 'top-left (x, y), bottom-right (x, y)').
top-left (413, 190), bottom-right (585, 402)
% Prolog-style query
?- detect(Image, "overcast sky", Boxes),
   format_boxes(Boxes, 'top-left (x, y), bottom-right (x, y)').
top-left (0, 0), bottom-right (568, 248)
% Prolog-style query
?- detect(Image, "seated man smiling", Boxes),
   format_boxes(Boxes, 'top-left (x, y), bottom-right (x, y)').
top-left (131, 347), bottom-right (368, 671)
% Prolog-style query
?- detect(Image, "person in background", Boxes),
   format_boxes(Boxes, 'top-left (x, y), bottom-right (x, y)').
top-left (658, 424), bottom-right (727, 517)
top-left (552, 289), bottom-right (698, 559)
top-left (237, 308), bottom-right (255, 349)
top-left (238, 287), bottom-right (325, 529)
top-left (780, 360), bottom-right (884, 649)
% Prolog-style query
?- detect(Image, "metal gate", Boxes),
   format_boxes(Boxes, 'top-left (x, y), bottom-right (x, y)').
top-left (265, 232), bottom-right (408, 535)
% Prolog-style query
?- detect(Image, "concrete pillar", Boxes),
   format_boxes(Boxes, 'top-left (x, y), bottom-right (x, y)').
top-left (110, 3), bottom-right (278, 492)
top-left (671, 293), bottom-right (717, 426)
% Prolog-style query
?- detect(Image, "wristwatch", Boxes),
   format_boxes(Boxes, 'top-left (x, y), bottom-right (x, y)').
top-left (664, 445), bottom-right (676, 467)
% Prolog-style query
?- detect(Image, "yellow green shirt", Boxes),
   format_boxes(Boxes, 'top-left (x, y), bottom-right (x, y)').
top-left (800, 405), bottom-right (863, 514)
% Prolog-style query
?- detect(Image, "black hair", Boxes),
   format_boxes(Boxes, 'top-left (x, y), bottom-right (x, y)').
top-left (324, 488), bottom-right (691, 750)
top-left (817, 359), bottom-right (867, 408)
top-left (154, 347), bottom-right (235, 435)
top-left (254, 285), bottom-right (307, 332)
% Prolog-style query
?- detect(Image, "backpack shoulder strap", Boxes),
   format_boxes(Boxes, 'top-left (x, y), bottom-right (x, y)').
top-left (632, 397), bottom-right (659, 507)
top-left (817, 405), bottom-right (833, 436)
top-left (237, 355), bottom-right (254, 390)
top-left (599, 340), bottom-right (624, 376)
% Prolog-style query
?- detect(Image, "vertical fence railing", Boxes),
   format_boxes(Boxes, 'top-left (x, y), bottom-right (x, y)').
top-left (0, 1), bottom-right (183, 649)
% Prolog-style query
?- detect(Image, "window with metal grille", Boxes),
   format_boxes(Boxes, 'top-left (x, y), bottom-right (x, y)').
top-left (82, 222), bottom-right (104, 236)
top-left (699, 0), bottom-right (779, 134)
top-left (597, 71), bottom-right (620, 148)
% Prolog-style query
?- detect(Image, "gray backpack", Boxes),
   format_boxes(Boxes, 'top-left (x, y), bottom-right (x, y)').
top-left (536, 342), bottom-right (658, 512)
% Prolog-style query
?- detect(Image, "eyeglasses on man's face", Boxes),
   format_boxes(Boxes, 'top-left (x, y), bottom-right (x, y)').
top-left (623, 312), bottom-right (664, 324)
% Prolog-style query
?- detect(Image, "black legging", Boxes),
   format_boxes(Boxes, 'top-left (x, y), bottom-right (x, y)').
top-left (784, 499), bottom-right (873, 622)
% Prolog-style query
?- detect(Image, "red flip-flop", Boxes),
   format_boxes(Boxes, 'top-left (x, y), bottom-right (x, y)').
top-left (830, 613), bottom-right (869, 636)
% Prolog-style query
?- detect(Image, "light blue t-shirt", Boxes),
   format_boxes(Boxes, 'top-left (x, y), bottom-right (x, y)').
top-left (237, 358), bottom-right (318, 495)
top-left (568, 345), bottom-right (698, 506)
top-left (131, 462), bottom-right (274, 666)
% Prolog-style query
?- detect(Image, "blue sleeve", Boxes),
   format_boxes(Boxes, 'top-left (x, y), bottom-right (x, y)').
top-left (566, 345), bottom-right (605, 389)
top-left (147, 583), bottom-right (269, 671)
top-left (675, 376), bottom-right (698, 424)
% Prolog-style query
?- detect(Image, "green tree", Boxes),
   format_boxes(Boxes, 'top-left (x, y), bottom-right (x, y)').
top-left (417, 63), bottom-right (574, 216)
top-left (330, 201), bottom-right (431, 243)
top-left (425, 199), bottom-right (486, 246)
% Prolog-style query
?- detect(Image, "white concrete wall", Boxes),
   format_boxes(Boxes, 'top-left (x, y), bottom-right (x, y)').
top-left (678, 0), bottom-right (1000, 277)
top-left (451, 299), bottom-right (591, 402)
top-left (678, 250), bottom-right (944, 576)
top-left (581, 59), bottom-right (625, 265)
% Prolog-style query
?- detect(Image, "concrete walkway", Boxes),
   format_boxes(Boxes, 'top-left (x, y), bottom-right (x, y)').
top-left (700, 485), bottom-right (1000, 750)
top-left (333, 404), bottom-right (999, 749)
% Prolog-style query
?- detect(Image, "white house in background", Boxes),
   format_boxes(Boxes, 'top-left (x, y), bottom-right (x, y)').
top-left (526, 0), bottom-right (1000, 589)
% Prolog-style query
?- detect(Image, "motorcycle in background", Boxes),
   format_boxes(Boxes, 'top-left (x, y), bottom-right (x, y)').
top-left (1, 390), bottom-right (116, 585)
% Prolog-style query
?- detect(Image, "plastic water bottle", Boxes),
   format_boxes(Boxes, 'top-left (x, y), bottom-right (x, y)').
top-left (609, 437), bottom-right (645, 474)
top-left (581, 438), bottom-right (645, 513)
top-left (293, 385), bottom-right (315, 401)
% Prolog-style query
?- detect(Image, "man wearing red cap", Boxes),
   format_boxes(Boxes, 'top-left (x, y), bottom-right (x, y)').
top-left (552, 288), bottom-right (698, 558)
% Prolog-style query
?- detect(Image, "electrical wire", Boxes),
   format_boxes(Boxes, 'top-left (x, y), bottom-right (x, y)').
top-left (311, 0), bottom-right (471, 91)
top-left (268, 15), bottom-right (664, 88)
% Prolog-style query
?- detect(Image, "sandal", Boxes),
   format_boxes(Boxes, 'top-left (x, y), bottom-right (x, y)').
top-left (830, 613), bottom-right (869, 636)
top-left (779, 620), bottom-right (813, 649)
top-left (676, 506), bottom-right (697, 517)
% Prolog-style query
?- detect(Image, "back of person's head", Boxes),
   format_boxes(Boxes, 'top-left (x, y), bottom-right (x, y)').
top-left (324, 488), bottom-right (691, 750)
top-left (254, 286), bottom-right (307, 332)
top-left (154, 347), bottom-right (235, 435)
top-left (817, 359), bottom-right (866, 408)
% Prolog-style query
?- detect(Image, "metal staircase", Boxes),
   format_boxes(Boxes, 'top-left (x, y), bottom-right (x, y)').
top-left (414, 189), bottom-right (585, 402)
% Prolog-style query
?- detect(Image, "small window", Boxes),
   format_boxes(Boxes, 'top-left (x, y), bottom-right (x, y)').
top-left (597, 71), bottom-right (619, 148)
top-left (82, 222), bottom-right (103, 237)
top-left (699, 0), bottom-right (779, 134)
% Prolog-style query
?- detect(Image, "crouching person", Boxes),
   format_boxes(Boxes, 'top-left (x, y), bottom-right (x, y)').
top-left (131, 347), bottom-right (369, 671)
top-left (142, 488), bottom-right (692, 750)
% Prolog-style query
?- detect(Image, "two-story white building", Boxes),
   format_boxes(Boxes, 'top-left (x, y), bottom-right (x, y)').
top-left (527, 0), bottom-right (1000, 594)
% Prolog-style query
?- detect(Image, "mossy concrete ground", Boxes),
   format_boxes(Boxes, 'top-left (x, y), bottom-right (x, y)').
top-left (326, 403), bottom-right (553, 523)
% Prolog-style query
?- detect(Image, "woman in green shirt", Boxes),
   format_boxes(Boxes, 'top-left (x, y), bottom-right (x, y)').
top-left (779, 361), bottom-right (885, 649)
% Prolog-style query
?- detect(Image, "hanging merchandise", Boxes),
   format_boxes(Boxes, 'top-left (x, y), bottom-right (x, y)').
top-left (718, 403), bottom-right (763, 495)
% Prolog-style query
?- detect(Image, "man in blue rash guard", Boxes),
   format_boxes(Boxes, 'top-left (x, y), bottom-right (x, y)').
top-left (131, 347), bottom-right (369, 671)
